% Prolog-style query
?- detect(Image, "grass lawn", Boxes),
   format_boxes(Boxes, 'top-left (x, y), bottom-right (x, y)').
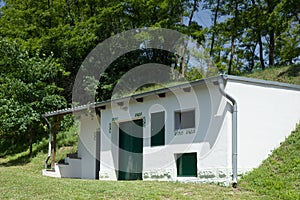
top-left (0, 153), bottom-right (266, 200)
top-left (2, 123), bottom-right (299, 199)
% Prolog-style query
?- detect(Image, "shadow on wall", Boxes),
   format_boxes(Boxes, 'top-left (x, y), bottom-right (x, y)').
top-left (202, 102), bottom-right (231, 150)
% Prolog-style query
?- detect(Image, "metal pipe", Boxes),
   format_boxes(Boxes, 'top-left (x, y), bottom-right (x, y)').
top-left (42, 115), bottom-right (52, 169)
top-left (218, 76), bottom-right (238, 188)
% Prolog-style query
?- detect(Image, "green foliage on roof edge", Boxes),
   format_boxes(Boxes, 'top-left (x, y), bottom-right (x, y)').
top-left (244, 64), bottom-right (300, 86)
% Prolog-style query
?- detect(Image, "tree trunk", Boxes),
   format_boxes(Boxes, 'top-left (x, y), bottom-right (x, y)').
top-left (249, 42), bottom-right (257, 72)
top-left (228, 36), bottom-right (235, 75)
top-left (29, 129), bottom-right (33, 157)
top-left (269, 30), bottom-right (275, 67)
top-left (51, 120), bottom-right (59, 170)
top-left (266, 0), bottom-right (275, 67)
top-left (180, 0), bottom-right (198, 78)
top-left (209, 0), bottom-right (220, 57)
top-left (228, 0), bottom-right (239, 75)
top-left (258, 33), bottom-right (265, 70)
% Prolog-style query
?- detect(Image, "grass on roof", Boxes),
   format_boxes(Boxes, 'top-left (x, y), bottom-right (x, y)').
top-left (111, 81), bottom-right (188, 99)
top-left (244, 64), bottom-right (300, 85)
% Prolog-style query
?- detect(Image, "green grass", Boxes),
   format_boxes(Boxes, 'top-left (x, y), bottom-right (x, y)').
top-left (239, 124), bottom-right (300, 199)
top-left (244, 64), bottom-right (300, 85)
top-left (0, 152), bottom-right (265, 199)
top-left (0, 123), bottom-right (265, 199)
top-left (4, 123), bottom-right (300, 199)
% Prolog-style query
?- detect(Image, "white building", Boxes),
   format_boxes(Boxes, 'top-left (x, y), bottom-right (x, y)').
top-left (42, 75), bottom-right (300, 187)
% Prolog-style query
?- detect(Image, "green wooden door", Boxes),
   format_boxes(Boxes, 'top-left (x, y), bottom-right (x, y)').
top-left (118, 119), bottom-right (143, 180)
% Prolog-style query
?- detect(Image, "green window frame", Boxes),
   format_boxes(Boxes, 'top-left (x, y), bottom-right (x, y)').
top-left (151, 111), bottom-right (165, 147)
top-left (176, 153), bottom-right (197, 177)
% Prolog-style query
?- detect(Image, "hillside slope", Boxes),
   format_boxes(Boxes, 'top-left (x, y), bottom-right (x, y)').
top-left (239, 124), bottom-right (300, 199)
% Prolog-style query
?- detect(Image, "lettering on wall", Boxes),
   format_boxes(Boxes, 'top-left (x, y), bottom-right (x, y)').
top-left (112, 117), bottom-right (118, 122)
top-left (135, 112), bottom-right (142, 117)
top-left (109, 117), bottom-right (118, 134)
top-left (143, 116), bottom-right (146, 127)
top-left (174, 128), bottom-right (196, 136)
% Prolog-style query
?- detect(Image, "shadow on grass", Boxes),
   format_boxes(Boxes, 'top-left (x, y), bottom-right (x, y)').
top-left (278, 64), bottom-right (300, 77)
top-left (1, 126), bottom-right (79, 167)
top-left (0, 154), bottom-right (32, 167)
top-left (0, 141), bottom-right (48, 167)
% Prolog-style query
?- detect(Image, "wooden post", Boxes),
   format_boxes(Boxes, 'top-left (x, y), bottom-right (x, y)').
top-left (29, 127), bottom-right (33, 157)
top-left (51, 120), bottom-right (58, 170)
top-left (50, 115), bottom-right (63, 170)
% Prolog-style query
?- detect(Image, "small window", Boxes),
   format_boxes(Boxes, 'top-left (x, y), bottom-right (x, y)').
top-left (151, 111), bottom-right (165, 146)
top-left (175, 110), bottom-right (195, 130)
top-left (176, 153), bottom-right (197, 177)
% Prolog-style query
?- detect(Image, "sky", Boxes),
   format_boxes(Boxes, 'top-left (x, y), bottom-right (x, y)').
top-left (195, 10), bottom-right (213, 28)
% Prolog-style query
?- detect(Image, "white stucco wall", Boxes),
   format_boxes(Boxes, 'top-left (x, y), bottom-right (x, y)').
top-left (226, 80), bottom-right (300, 172)
top-left (77, 112), bottom-right (99, 179)
top-left (99, 81), bottom-right (232, 184)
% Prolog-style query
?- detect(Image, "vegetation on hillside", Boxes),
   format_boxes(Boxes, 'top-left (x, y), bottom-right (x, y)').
top-left (240, 124), bottom-right (300, 199)
top-left (0, 123), bottom-right (78, 166)
top-left (0, 0), bottom-right (299, 156)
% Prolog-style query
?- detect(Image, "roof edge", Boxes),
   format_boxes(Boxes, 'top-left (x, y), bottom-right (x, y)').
top-left (223, 75), bottom-right (300, 91)
top-left (42, 75), bottom-right (300, 117)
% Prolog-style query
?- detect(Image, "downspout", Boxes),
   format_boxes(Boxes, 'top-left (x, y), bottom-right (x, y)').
top-left (42, 115), bottom-right (52, 169)
top-left (217, 76), bottom-right (238, 188)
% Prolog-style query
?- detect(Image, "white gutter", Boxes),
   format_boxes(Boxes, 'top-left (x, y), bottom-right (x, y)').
top-left (218, 75), bottom-right (238, 188)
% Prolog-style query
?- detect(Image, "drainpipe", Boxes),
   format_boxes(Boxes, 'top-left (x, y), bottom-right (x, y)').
top-left (217, 76), bottom-right (238, 188)
top-left (42, 115), bottom-right (52, 169)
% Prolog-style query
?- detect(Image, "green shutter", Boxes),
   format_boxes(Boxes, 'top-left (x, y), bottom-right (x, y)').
top-left (151, 111), bottom-right (165, 146)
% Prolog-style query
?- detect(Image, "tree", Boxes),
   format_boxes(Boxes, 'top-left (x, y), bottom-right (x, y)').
top-left (0, 39), bottom-right (67, 156)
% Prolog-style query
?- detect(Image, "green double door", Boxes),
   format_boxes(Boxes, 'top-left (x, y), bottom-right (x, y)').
top-left (118, 119), bottom-right (143, 180)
